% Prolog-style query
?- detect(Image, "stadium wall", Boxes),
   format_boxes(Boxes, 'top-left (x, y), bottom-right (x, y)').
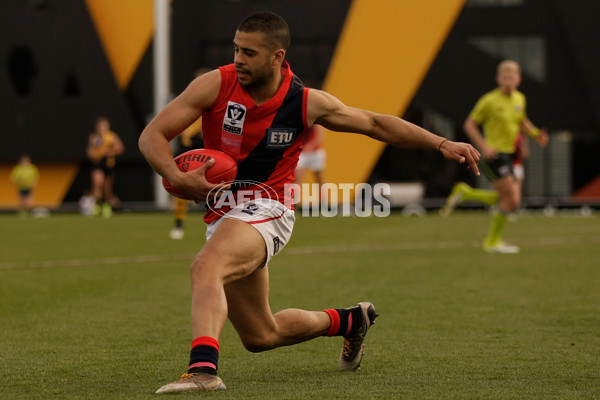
top-left (371, 0), bottom-right (600, 204)
top-left (1, 0), bottom-right (599, 210)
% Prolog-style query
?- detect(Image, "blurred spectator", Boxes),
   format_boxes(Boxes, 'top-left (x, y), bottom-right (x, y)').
top-left (10, 154), bottom-right (39, 215)
top-left (86, 116), bottom-right (124, 217)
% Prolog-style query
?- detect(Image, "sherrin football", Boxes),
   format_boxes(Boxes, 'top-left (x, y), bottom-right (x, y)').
top-left (162, 149), bottom-right (237, 199)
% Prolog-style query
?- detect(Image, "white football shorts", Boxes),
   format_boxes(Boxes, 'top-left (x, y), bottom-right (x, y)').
top-left (297, 148), bottom-right (326, 171)
top-left (206, 198), bottom-right (295, 268)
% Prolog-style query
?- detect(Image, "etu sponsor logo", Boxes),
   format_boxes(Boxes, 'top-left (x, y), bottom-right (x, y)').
top-left (266, 129), bottom-right (296, 148)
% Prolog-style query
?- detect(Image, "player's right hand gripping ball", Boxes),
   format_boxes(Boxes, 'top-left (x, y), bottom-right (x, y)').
top-left (162, 149), bottom-right (237, 199)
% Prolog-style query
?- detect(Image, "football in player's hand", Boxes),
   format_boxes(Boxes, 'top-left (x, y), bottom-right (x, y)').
top-left (162, 149), bottom-right (237, 199)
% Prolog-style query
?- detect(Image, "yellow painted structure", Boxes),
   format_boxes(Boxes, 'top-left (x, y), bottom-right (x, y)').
top-left (84, 0), bottom-right (154, 89)
top-left (0, 164), bottom-right (79, 209)
top-left (318, 0), bottom-right (466, 186)
top-left (0, 1), bottom-right (465, 209)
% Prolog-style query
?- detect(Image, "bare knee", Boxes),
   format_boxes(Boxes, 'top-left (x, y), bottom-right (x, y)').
top-left (499, 192), bottom-right (520, 212)
top-left (240, 334), bottom-right (277, 353)
top-left (504, 195), bottom-right (520, 212)
top-left (236, 322), bottom-right (281, 353)
top-left (236, 311), bottom-right (314, 353)
top-left (190, 255), bottom-right (221, 287)
top-left (511, 196), bottom-right (521, 210)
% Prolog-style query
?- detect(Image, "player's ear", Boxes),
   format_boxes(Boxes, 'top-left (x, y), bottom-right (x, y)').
top-left (272, 49), bottom-right (285, 66)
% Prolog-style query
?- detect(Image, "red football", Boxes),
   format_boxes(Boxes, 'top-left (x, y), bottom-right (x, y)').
top-left (162, 149), bottom-right (237, 199)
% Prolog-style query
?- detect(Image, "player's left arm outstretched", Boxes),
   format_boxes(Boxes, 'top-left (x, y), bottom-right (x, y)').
top-left (307, 89), bottom-right (481, 175)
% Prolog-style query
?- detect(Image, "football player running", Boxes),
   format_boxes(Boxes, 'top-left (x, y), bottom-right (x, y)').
top-left (139, 10), bottom-right (480, 393)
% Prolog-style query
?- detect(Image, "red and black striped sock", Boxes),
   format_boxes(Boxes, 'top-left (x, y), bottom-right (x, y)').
top-left (324, 307), bottom-right (361, 337)
top-left (188, 336), bottom-right (219, 376)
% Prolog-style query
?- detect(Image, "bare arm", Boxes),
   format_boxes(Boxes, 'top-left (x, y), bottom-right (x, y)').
top-left (108, 133), bottom-right (125, 157)
top-left (307, 89), bottom-right (480, 175)
top-left (138, 69), bottom-right (223, 201)
top-left (521, 118), bottom-right (549, 148)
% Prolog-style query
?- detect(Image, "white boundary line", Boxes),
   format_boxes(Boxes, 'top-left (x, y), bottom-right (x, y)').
top-left (0, 254), bottom-right (196, 270)
top-left (1, 235), bottom-right (599, 271)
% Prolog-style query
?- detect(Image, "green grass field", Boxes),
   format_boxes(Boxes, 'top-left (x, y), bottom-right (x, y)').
top-left (1, 211), bottom-right (599, 399)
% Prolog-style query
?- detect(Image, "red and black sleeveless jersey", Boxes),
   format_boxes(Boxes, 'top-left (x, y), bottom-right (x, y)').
top-left (202, 61), bottom-right (309, 223)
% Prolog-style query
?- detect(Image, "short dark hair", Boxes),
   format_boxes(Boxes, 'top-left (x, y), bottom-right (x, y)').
top-left (237, 11), bottom-right (290, 52)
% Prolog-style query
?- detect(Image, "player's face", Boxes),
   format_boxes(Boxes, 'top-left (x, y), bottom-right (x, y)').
top-left (496, 69), bottom-right (521, 95)
top-left (233, 31), bottom-right (275, 88)
top-left (96, 120), bottom-right (110, 133)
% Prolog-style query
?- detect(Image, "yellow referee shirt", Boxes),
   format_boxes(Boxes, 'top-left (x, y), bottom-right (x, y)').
top-left (469, 88), bottom-right (527, 153)
top-left (10, 164), bottom-right (39, 190)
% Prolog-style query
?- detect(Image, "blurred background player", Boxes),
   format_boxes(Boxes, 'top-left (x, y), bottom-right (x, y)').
top-left (10, 154), bottom-right (39, 215)
top-left (295, 124), bottom-right (326, 185)
top-left (169, 69), bottom-right (209, 240)
top-left (294, 124), bottom-right (326, 207)
top-left (512, 131), bottom-right (529, 201)
top-left (456, 60), bottom-right (548, 253)
top-left (86, 116), bottom-right (125, 217)
top-left (169, 114), bottom-right (204, 239)
top-left (439, 130), bottom-right (529, 217)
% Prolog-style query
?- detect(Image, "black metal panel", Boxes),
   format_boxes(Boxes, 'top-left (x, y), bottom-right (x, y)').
top-left (1, 0), bottom-right (350, 202)
top-left (169, 0), bottom-right (351, 93)
top-left (373, 0), bottom-right (600, 193)
top-left (0, 0), bottom-right (140, 164)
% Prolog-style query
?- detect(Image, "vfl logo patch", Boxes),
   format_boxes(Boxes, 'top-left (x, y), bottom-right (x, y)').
top-left (266, 128), bottom-right (297, 149)
top-left (223, 102), bottom-right (246, 135)
top-left (241, 202), bottom-right (259, 215)
top-left (273, 236), bottom-right (280, 255)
